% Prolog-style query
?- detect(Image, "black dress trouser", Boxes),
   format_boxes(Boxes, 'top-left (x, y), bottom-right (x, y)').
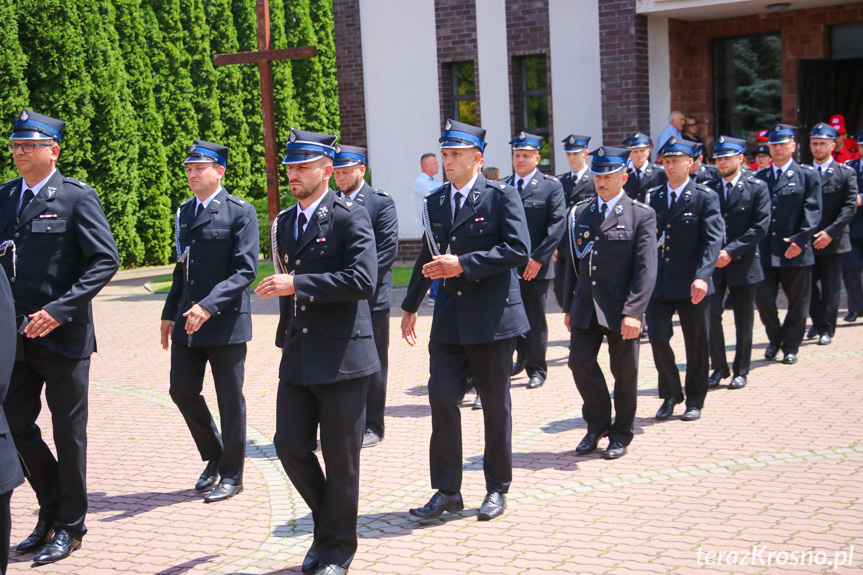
top-left (515, 279), bottom-right (550, 381)
top-left (1, 490), bottom-right (11, 575)
top-left (568, 311), bottom-right (639, 446)
top-left (3, 341), bottom-right (89, 537)
top-left (274, 376), bottom-right (369, 569)
top-left (755, 266), bottom-right (812, 355)
top-left (841, 239), bottom-right (863, 315)
top-left (809, 253), bottom-right (844, 337)
top-left (169, 342), bottom-right (247, 484)
top-left (709, 275), bottom-right (757, 377)
top-left (647, 296), bottom-right (710, 410)
top-left (365, 310), bottom-right (390, 437)
top-left (427, 337), bottom-right (516, 495)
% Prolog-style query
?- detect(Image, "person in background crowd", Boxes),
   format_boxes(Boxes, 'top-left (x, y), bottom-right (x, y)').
top-left (841, 130), bottom-right (863, 323)
top-left (831, 114), bottom-right (861, 164)
top-left (657, 111), bottom-right (685, 154)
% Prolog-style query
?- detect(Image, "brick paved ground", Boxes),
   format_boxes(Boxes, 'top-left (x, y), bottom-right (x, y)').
top-left (6, 266), bottom-right (863, 574)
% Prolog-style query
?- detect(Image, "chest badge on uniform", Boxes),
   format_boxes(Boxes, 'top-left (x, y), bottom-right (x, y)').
top-left (583, 231), bottom-right (590, 238)
top-left (284, 254), bottom-right (289, 265)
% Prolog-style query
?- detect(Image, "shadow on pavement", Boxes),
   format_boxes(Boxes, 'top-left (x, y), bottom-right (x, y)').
top-left (89, 489), bottom-right (199, 522)
top-left (156, 555), bottom-right (221, 574)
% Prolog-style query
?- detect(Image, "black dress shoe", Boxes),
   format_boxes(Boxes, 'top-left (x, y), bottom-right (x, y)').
top-left (806, 326), bottom-right (818, 340)
top-left (472, 395), bottom-right (482, 410)
top-left (302, 542), bottom-right (319, 573)
top-left (33, 529), bottom-right (81, 564)
top-left (477, 491), bottom-right (506, 521)
top-left (818, 334), bottom-right (832, 345)
top-left (764, 345), bottom-right (779, 360)
top-left (16, 520), bottom-right (54, 553)
top-left (409, 491), bottom-right (464, 519)
top-left (575, 430), bottom-right (608, 455)
top-left (362, 429), bottom-right (381, 448)
top-left (844, 312), bottom-right (859, 322)
top-left (783, 353), bottom-right (797, 365)
top-left (681, 406), bottom-right (701, 421)
top-left (314, 565), bottom-right (347, 575)
top-left (655, 395), bottom-right (683, 420)
top-left (728, 375), bottom-right (747, 389)
top-left (708, 369), bottom-right (730, 389)
top-left (204, 482), bottom-right (243, 503)
top-left (603, 442), bottom-right (627, 459)
top-left (526, 376), bottom-right (544, 389)
top-left (511, 358), bottom-right (525, 376)
top-left (195, 459), bottom-right (219, 491)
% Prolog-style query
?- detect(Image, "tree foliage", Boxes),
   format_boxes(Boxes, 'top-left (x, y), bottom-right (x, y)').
top-left (2, 0), bottom-right (339, 266)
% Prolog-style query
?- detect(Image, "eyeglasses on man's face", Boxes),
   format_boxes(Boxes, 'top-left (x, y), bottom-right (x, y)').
top-left (7, 141), bottom-right (54, 154)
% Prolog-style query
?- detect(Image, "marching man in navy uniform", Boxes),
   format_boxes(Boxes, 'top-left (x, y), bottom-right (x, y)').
top-left (646, 137), bottom-right (723, 422)
top-left (506, 132), bottom-right (566, 389)
top-left (841, 130), bottom-right (863, 322)
top-left (806, 123), bottom-right (857, 345)
top-left (553, 134), bottom-right (595, 308)
top-left (690, 143), bottom-right (719, 184)
top-left (332, 145), bottom-right (398, 447)
top-left (754, 124), bottom-right (822, 364)
top-left (161, 140), bottom-right (258, 503)
top-left (401, 119), bottom-right (530, 522)
top-left (563, 146), bottom-right (657, 459)
top-left (622, 132), bottom-right (666, 203)
top-left (0, 110), bottom-right (119, 563)
top-left (256, 129), bottom-right (378, 575)
top-left (706, 137), bottom-right (771, 390)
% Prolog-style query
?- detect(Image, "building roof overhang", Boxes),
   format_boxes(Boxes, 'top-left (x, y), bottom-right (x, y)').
top-left (636, 0), bottom-right (863, 21)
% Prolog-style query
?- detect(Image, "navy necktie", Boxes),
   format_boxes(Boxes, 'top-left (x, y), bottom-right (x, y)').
top-left (297, 212), bottom-right (307, 240)
top-left (18, 188), bottom-right (33, 217)
top-left (599, 203), bottom-right (608, 220)
top-left (195, 202), bottom-right (204, 219)
top-left (453, 192), bottom-right (462, 221)
top-left (517, 179), bottom-right (524, 193)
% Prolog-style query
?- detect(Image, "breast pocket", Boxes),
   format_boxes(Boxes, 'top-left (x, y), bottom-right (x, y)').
top-left (29, 218), bottom-right (67, 254)
top-left (466, 220), bottom-right (495, 237)
top-left (524, 200), bottom-right (546, 210)
top-left (308, 240), bottom-right (337, 260)
top-left (822, 185), bottom-right (838, 195)
top-left (201, 227), bottom-right (230, 241)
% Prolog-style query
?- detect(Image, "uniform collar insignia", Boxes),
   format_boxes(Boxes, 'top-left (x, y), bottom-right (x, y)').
top-left (46, 187), bottom-right (56, 199)
top-left (614, 205), bottom-right (623, 215)
top-left (786, 170), bottom-right (794, 177)
top-left (684, 191), bottom-right (692, 200)
top-left (589, 202), bottom-right (596, 212)
top-left (317, 206), bottom-right (329, 220)
top-left (212, 199), bottom-right (220, 206)
top-left (439, 194), bottom-right (446, 206)
top-left (470, 190), bottom-right (481, 205)
top-left (530, 179), bottom-right (537, 186)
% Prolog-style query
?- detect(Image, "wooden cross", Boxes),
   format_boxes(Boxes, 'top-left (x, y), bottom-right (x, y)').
top-left (213, 0), bottom-right (316, 222)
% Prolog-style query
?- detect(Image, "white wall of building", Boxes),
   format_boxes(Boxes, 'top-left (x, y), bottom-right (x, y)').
top-left (475, 0), bottom-right (512, 178)
top-left (360, 0), bottom-right (441, 239)
top-left (548, 0), bottom-right (603, 171)
top-left (648, 17), bottom-right (672, 156)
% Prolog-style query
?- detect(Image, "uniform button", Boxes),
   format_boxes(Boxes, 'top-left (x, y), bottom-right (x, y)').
top-left (191, 239), bottom-right (196, 245)
top-left (772, 232), bottom-right (776, 236)
top-left (216, 311), bottom-right (221, 315)
top-left (190, 280), bottom-right (195, 285)
top-left (191, 301), bottom-right (196, 304)
top-left (296, 259), bottom-right (301, 265)
top-left (665, 258), bottom-right (670, 262)
top-left (9, 277), bottom-right (13, 283)
top-left (309, 296), bottom-right (315, 302)
top-left (666, 247), bottom-right (670, 251)
top-left (214, 232), bottom-right (218, 237)
top-left (592, 266), bottom-right (597, 271)
top-left (302, 327), bottom-right (308, 334)
top-left (320, 251), bottom-right (324, 255)
top-left (300, 305), bottom-right (306, 311)
top-left (505, 298), bottom-right (510, 303)
top-left (593, 250), bottom-right (598, 255)
top-left (457, 291), bottom-right (462, 296)
top-left (67, 317), bottom-right (72, 323)
top-left (356, 329), bottom-right (361, 335)
top-left (666, 224), bottom-right (671, 229)
top-left (14, 233), bottom-right (19, 238)
top-left (46, 227), bottom-right (51, 231)
top-left (451, 236), bottom-right (456, 241)
top-left (234, 307), bottom-right (238, 311)
top-left (591, 281), bottom-right (596, 286)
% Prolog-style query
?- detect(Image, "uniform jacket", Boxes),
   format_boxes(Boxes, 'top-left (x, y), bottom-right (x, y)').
top-left (274, 190), bottom-right (379, 385)
top-left (504, 172), bottom-right (566, 280)
top-left (562, 193), bottom-right (657, 330)
top-left (647, 179), bottom-right (724, 300)
top-left (845, 158), bottom-right (863, 239)
top-left (808, 161), bottom-right (857, 255)
top-left (402, 174), bottom-right (531, 345)
top-left (342, 182), bottom-right (398, 311)
top-left (706, 175), bottom-right (771, 286)
top-left (692, 164), bottom-right (719, 184)
top-left (755, 161), bottom-right (822, 267)
top-left (624, 163), bottom-right (667, 203)
top-left (0, 170), bottom-right (119, 359)
top-left (0, 271), bottom-right (24, 495)
top-left (557, 170), bottom-right (596, 207)
top-left (162, 187), bottom-right (258, 347)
